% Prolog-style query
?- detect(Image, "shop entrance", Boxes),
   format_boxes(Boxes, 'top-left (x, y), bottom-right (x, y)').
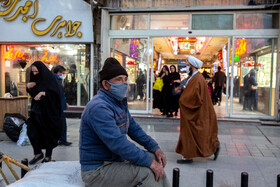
top-left (151, 36), bottom-right (230, 118)
top-left (110, 36), bottom-right (278, 119)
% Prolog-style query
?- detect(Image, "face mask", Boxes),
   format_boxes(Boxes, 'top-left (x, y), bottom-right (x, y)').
top-left (59, 74), bottom-right (65, 79)
top-left (32, 73), bottom-right (40, 82)
top-left (106, 81), bottom-right (128, 100)
top-left (185, 66), bottom-right (190, 74)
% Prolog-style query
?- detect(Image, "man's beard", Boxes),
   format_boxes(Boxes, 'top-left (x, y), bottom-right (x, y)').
top-left (188, 66), bottom-right (193, 76)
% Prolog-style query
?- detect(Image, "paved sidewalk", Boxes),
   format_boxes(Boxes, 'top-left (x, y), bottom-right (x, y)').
top-left (1, 118), bottom-right (280, 187)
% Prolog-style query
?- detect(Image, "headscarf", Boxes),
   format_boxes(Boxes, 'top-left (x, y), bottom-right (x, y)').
top-left (169, 65), bottom-right (180, 82)
top-left (158, 65), bottom-right (169, 77)
top-left (28, 61), bottom-right (60, 98)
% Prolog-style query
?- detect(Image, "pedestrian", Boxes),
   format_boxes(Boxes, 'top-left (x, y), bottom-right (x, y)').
top-left (249, 70), bottom-right (258, 111)
top-left (243, 72), bottom-right (251, 110)
top-left (160, 65), bottom-right (172, 116)
top-left (135, 69), bottom-right (146, 101)
top-left (53, 65), bottom-right (72, 146)
top-left (174, 56), bottom-right (220, 164)
top-left (213, 66), bottom-right (226, 106)
top-left (169, 65), bottom-right (181, 117)
top-left (79, 57), bottom-right (170, 187)
top-left (202, 70), bottom-right (214, 103)
top-left (26, 61), bottom-right (63, 164)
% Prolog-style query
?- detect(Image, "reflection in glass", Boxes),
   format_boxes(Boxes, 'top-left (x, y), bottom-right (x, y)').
top-left (110, 38), bottom-right (148, 111)
top-left (150, 14), bottom-right (190, 30)
top-left (192, 14), bottom-right (233, 30)
top-left (232, 38), bottom-right (277, 116)
top-left (111, 15), bottom-right (148, 30)
top-left (236, 13), bottom-right (279, 29)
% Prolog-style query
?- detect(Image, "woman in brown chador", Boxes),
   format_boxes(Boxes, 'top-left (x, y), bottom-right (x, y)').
top-left (174, 56), bottom-right (220, 163)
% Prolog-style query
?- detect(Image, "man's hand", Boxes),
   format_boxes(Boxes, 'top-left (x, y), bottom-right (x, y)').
top-left (155, 148), bottom-right (167, 168)
top-left (27, 82), bottom-right (36, 89)
top-left (66, 103), bottom-right (69, 110)
top-left (150, 160), bottom-right (164, 182)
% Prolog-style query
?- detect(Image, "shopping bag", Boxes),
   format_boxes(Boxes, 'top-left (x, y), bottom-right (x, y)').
top-left (153, 78), bottom-right (164, 92)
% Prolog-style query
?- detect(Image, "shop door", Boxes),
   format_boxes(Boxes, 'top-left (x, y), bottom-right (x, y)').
top-left (110, 38), bottom-right (151, 113)
top-left (229, 37), bottom-right (277, 119)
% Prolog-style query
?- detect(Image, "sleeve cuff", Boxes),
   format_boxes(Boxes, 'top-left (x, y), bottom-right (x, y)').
top-left (150, 145), bottom-right (160, 153)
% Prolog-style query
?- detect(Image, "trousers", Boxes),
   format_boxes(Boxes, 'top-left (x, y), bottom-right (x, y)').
top-left (81, 154), bottom-right (170, 187)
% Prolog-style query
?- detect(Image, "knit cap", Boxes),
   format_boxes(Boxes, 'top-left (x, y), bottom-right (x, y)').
top-left (99, 57), bottom-right (128, 82)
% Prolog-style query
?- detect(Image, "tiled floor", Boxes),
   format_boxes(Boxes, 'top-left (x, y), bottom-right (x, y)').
top-left (128, 93), bottom-right (267, 118)
top-left (1, 118), bottom-right (280, 186)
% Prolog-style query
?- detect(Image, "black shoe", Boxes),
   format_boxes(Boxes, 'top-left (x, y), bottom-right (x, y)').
top-left (177, 159), bottom-right (193, 164)
top-left (41, 157), bottom-right (51, 163)
top-left (175, 112), bottom-right (178, 116)
top-left (58, 141), bottom-right (72, 146)
top-left (214, 145), bottom-right (220, 160)
top-left (29, 153), bottom-right (44, 165)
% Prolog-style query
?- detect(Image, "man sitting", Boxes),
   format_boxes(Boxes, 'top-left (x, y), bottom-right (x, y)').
top-left (79, 57), bottom-right (170, 187)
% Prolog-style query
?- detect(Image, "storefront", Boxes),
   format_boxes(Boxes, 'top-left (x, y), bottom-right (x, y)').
top-left (0, 0), bottom-right (94, 107)
top-left (102, 10), bottom-right (279, 119)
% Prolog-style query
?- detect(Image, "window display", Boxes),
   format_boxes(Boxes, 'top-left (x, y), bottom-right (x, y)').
top-left (232, 38), bottom-right (277, 116)
top-left (0, 44), bottom-right (90, 106)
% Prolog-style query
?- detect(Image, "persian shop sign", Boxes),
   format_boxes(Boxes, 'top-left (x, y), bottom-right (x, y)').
top-left (3, 48), bottom-right (25, 60)
top-left (0, 0), bottom-right (82, 39)
top-left (235, 39), bottom-right (246, 55)
top-left (41, 52), bottom-right (58, 63)
top-left (4, 48), bottom-right (58, 63)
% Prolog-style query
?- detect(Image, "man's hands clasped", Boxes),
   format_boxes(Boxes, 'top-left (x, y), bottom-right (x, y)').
top-left (150, 148), bottom-right (167, 182)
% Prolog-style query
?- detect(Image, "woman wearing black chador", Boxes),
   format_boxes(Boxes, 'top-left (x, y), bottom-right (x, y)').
top-left (160, 65), bottom-right (172, 116)
top-left (26, 61), bottom-right (63, 164)
top-left (169, 65), bottom-right (181, 117)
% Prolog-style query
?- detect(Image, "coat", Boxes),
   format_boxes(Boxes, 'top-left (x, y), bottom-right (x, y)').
top-left (27, 61), bottom-right (63, 149)
top-left (176, 73), bottom-right (220, 158)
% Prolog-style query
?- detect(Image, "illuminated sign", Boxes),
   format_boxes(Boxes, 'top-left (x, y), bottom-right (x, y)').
top-left (235, 39), bottom-right (247, 55)
top-left (218, 50), bottom-right (222, 61)
top-left (126, 61), bottom-right (136, 65)
top-left (178, 38), bottom-right (197, 43)
top-left (0, 0), bottom-right (83, 39)
top-left (40, 52), bottom-right (58, 63)
top-left (130, 39), bottom-right (139, 59)
top-left (3, 48), bottom-right (26, 60)
top-left (242, 62), bottom-right (261, 67)
top-left (234, 55), bottom-right (239, 61)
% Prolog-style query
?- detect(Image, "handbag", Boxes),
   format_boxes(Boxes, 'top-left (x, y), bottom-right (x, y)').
top-left (153, 78), bottom-right (164, 92)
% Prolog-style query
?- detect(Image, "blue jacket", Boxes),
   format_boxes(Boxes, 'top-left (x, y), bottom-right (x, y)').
top-left (53, 73), bottom-right (67, 111)
top-left (79, 88), bottom-right (159, 171)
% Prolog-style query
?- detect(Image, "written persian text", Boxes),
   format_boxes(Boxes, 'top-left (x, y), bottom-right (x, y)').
top-left (0, 0), bottom-right (83, 39)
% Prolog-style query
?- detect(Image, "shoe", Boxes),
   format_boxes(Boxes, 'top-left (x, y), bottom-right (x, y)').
top-left (41, 157), bottom-right (51, 163)
top-left (214, 145), bottom-right (220, 160)
top-left (177, 159), bottom-right (193, 164)
top-left (29, 153), bottom-right (43, 165)
top-left (58, 141), bottom-right (72, 146)
top-left (175, 112), bottom-right (178, 116)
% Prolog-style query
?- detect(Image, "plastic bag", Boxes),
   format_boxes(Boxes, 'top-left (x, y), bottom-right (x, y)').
top-left (17, 123), bottom-right (30, 146)
top-left (8, 161), bottom-right (84, 187)
top-left (153, 78), bottom-right (164, 92)
top-left (3, 114), bottom-right (26, 142)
